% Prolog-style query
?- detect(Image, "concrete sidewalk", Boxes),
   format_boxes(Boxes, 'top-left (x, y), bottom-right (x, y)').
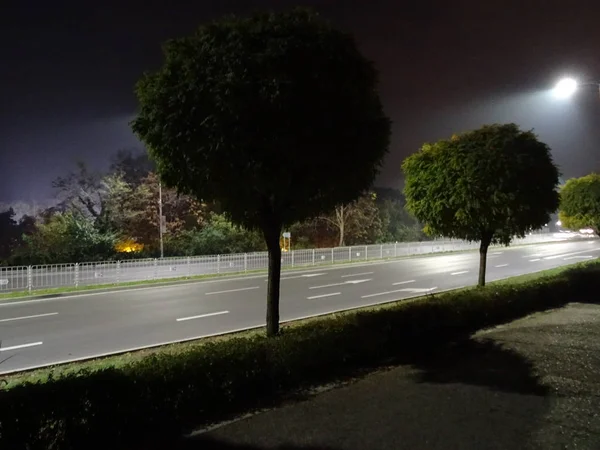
top-left (180, 302), bottom-right (600, 450)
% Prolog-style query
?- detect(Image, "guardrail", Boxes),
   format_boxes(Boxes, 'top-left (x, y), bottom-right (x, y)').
top-left (0, 232), bottom-right (589, 294)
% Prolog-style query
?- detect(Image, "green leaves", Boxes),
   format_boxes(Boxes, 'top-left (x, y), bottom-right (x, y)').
top-left (403, 124), bottom-right (560, 285)
top-left (403, 123), bottom-right (559, 245)
top-left (559, 173), bottom-right (600, 235)
top-left (131, 8), bottom-right (390, 231)
top-left (131, 8), bottom-right (391, 336)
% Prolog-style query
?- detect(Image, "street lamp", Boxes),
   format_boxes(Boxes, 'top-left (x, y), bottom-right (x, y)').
top-left (553, 78), bottom-right (578, 98)
top-left (553, 77), bottom-right (600, 99)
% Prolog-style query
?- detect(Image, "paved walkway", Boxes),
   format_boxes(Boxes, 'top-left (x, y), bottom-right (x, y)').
top-left (175, 302), bottom-right (600, 449)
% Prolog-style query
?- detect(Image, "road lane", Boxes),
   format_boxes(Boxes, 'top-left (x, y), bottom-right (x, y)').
top-left (0, 239), bottom-right (598, 374)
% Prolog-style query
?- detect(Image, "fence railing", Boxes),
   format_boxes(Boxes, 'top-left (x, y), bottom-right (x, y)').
top-left (0, 232), bottom-right (587, 294)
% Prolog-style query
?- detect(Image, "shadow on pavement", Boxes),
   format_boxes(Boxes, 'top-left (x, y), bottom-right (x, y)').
top-left (411, 338), bottom-right (549, 396)
top-left (153, 435), bottom-right (338, 450)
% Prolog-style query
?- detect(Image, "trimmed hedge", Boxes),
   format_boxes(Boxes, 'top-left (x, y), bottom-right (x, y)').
top-left (1, 261), bottom-right (599, 449)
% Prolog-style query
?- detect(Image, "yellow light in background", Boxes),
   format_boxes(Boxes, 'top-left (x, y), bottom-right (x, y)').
top-left (115, 239), bottom-right (144, 253)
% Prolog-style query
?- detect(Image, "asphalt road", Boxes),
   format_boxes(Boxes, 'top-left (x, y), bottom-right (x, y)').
top-left (0, 239), bottom-right (598, 374)
top-left (0, 233), bottom-right (578, 292)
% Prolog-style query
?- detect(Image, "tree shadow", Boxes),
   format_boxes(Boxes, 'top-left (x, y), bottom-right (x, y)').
top-left (409, 338), bottom-right (549, 396)
top-left (149, 435), bottom-right (338, 450)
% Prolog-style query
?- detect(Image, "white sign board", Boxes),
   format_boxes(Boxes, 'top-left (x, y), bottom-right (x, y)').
top-left (282, 232), bottom-right (291, 239)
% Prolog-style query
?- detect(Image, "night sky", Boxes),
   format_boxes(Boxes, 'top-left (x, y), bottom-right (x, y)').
top-left (1, 0), bottom-right (600, 203)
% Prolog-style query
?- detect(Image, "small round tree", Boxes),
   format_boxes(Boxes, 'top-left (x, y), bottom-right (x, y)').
top-left (402, 123), bottom-right (560, 287)
top-left (559, 173), bottom-right (600, 236)
top-left (131, 9), bottom-right (391, 336)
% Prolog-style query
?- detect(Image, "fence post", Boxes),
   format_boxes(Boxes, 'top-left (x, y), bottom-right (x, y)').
top-left (291, 250), bottom-right (295, 268)
top-left (348, 247), bottom-right (352, 262)
top-left (394, 242), bottom-right (398, 258)
top-left (380, 244), bottom-right (383, 259)
top-left (153, 258), bottom-right (158, 280)
top-left (217, 254), bottom-right (221, 274)
top-left (365, 245), bottom-right (368, 261)
top-left (312, 249), bottom-right (315, 266)
top-left (116, 261), bottom-right (121, 283)
top-left (74, 263), bottom-right (79, 288)
top-left (331, 248), bottom-right (334, 264)
top-left (244, 253), bottom-right (248, 273)
top-left (27, 265), bottom-right (32, 293)
top-left (187, 257), bottom-right (191, 277)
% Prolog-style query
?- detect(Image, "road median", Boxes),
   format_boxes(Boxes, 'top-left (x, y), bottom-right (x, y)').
top-left (1, 259), bottom-right (598, 449)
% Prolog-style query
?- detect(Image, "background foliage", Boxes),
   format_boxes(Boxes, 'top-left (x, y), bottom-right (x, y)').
top-left (0, 150), bottom-right (425, 266)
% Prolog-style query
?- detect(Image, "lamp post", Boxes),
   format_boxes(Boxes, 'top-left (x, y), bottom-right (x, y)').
top-left (158, 182), bottom-right (164, 259)
top-left (553, 77), bottom-right (600, 99)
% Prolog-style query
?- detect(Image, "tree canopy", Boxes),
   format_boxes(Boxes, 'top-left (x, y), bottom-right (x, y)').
top-left (559, 173), bottom-right (600, 236)
top-left (131, 8), bottom-right (391, 335)
top-left (402, 123), bottom-right (560, 286)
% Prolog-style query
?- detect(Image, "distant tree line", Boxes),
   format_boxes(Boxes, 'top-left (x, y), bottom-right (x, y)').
top-left (0, 150), bottom-right (426, 266)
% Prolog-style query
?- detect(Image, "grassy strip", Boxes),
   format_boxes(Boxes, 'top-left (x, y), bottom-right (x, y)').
top-left (0, 238), bottom-right (572, 301)
top-left (1, 260), bottom-right (598, 449)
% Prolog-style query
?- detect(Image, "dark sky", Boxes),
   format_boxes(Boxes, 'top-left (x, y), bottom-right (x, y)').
top-left (1, 0), bottom-right (600, 203)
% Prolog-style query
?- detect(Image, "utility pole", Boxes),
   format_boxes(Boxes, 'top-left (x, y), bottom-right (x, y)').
top-left (158, 182), bottom-right (164, 259)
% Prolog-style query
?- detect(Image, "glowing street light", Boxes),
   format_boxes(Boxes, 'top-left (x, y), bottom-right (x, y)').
top-left (553, 77), bottom-right (578, 99)
top-left (552, 77), bottom-right (600, 99)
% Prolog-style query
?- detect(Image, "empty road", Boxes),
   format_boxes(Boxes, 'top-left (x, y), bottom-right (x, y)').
top-left (0, 239), bottom-right (598, 374)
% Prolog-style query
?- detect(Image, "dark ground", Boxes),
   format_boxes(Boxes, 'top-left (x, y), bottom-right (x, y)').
top-left (171, 302), bottom-right (600, 450)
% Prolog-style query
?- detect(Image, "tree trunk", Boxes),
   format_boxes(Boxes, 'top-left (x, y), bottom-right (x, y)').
top-left (264, 224), bottom-right (282, 337)
top-left (478, 234), bottom-right (493, 287)
top-left (336, 205), bottom-right (345, 247)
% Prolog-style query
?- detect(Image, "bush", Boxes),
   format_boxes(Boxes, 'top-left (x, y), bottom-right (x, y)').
top-left (0, 262), bottom-right (598, 449)
top-left (164, 213), bottom-right (266, 257)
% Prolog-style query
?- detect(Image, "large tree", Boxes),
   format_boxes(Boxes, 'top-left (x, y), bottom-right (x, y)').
top-left (16, 212), bottom-right (116, 265)
top-left (320, 192), bottom-right (383, 246)
top-left (374, 188), bottom-right (426, 243)
top-left (403, 123), bottom-right (560, 287)
top-left (52, 161), bottom-right (104, 220)
top-left (127, 172), bottom-right (205, 247)
top-left (132, 9), bottom-right (390, 336)
top-left (559, 173), bottom-right (600, 236)
top-left (109, 149), bottom-right (155, 187)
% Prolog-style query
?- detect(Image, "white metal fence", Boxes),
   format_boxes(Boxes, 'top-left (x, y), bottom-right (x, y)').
top-left (0, 232), bottom-right (587, 294)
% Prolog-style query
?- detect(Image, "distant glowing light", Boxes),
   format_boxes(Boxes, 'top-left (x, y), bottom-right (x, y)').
top-left (115, 239), bottom-right (144, 253)
top-left (553, 78), bottom-right (578, 99)
top-left (556, 220), bottom-right (562, 227)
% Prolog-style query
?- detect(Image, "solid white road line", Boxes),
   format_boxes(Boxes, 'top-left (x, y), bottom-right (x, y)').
top-left (0, 342), bottom-right (43, 352)
top-left (490, 252), bottom-right (504, 255)
top-left (307, 292), bottom-right (341, 300)
top-left (309, 279), bottom-right (371, 290)
top-left (564, 255), bottom-right (594, 260)
top-left (0, 312), bottom-right (58, 323)
top-left (341, 271), bottom-right (375, 278)
top-left (176, 311), bottom-right (229, 322)
top-left (392, 280), bottom-right (416, 286)
top-left (205, 286), bottom-right (259, 295)
top-left (451, 271), bottom-right (469, 275)
top-left (495, 264), bottom-right (509, 268)
top-left (529, 259), bottom-right (541, 262)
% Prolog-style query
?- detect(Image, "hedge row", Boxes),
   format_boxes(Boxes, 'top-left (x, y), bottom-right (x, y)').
top-left (1, 261), bottom-right (599, 449)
